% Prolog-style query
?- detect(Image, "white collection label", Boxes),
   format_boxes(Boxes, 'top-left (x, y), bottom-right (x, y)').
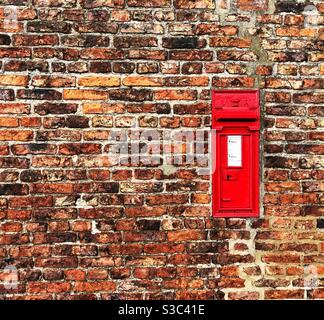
top-left (228, 135), bottom-right (242, 167)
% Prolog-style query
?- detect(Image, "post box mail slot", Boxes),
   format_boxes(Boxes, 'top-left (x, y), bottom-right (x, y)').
top-left (212, 90), bottom-right (260, 218)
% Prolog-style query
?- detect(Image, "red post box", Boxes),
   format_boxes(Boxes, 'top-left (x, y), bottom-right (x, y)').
top-left (212, 90), bottom-right (260, 218)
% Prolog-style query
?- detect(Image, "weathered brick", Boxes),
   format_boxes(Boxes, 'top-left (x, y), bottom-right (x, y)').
top-left (80, 0), bottom-right (124, 8)
top-left (175, 0), bottom-right (215, 9)
top-left (0, 75), bottom-right (29, 87)
top-left (195, 24), bottom-right (238, 35)
top-left (210, 37), bottom-right (251, 48)
top-left (212, 77), bottom-right (255, 88)
top-left (162, 37), bottom-right (201, 49)
top-left (170, 50), bottom-right (213, 61)
top-left (80, 48), bottom-right (124, 60)
top-left (0, 130), bottom-right (33, 141)
top-left (34, 103), bottom-right (78, 115)
top-left (0, 184), bottom-right (28, 195)
top-left (239, 0), bottom-right (268, 10)
top-left (114, 36), bottom-right (158, 48)
top-left (276, 1), bottom-right (308, 13)
top-left (123, 76), bottom-right (164, 87)
top-left (0, 89), bottom-right (15, 101)
top-left (78, 76), bottom-right (120, 87)
top-left (113, 62), bottom-right (135, 73)
top-left (129, 49), bottom-right (167, 60)
top-left (63, 89), bottom-right (108, 100)
top-left (34, 0), bottom-right (77, 6)
top-left (0, 48), bottom-right (31, 58)
top-left (128, 0), bottom-right (170, 6)
top-left (218, 50), bottom-right (258, 61)
top-left (32, 76), bottom-right (75, 87)
top-left (27, 21), bottom-right (72, 33)
top-left (265, 290), bottom-right (304, 300)
top-left (17, 89), bottom-right (62, 100)
top-left (13, 35), bottom-right (59, 46)
top-left (154, 89), bottom-right (197, 100)
top-left (109, 89), bottom-right (152, 101)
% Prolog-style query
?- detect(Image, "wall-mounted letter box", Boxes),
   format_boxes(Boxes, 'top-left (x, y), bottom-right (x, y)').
top-left (212, 90), bottom-right (260, 218)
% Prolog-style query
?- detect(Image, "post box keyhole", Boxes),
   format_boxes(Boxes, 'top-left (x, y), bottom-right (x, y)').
top-left (223, 171), bottom-right (239, 181)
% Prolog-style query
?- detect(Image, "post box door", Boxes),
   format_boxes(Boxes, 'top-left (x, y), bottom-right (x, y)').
top-left (219, 133), bottom-right (252, 210)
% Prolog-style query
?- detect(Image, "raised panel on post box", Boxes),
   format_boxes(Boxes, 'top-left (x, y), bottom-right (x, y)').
top-left (212, 90), bottom-right (260, 218)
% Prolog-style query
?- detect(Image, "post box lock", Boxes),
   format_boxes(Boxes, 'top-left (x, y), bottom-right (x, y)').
top-left (223, 171), bottom-right (238, 181)
top-left (212, 90), bottom-right (260, 218)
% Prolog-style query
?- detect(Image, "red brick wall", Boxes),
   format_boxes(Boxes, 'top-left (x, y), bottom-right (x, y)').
top-left (0, 0), bottom-right (323, 300)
